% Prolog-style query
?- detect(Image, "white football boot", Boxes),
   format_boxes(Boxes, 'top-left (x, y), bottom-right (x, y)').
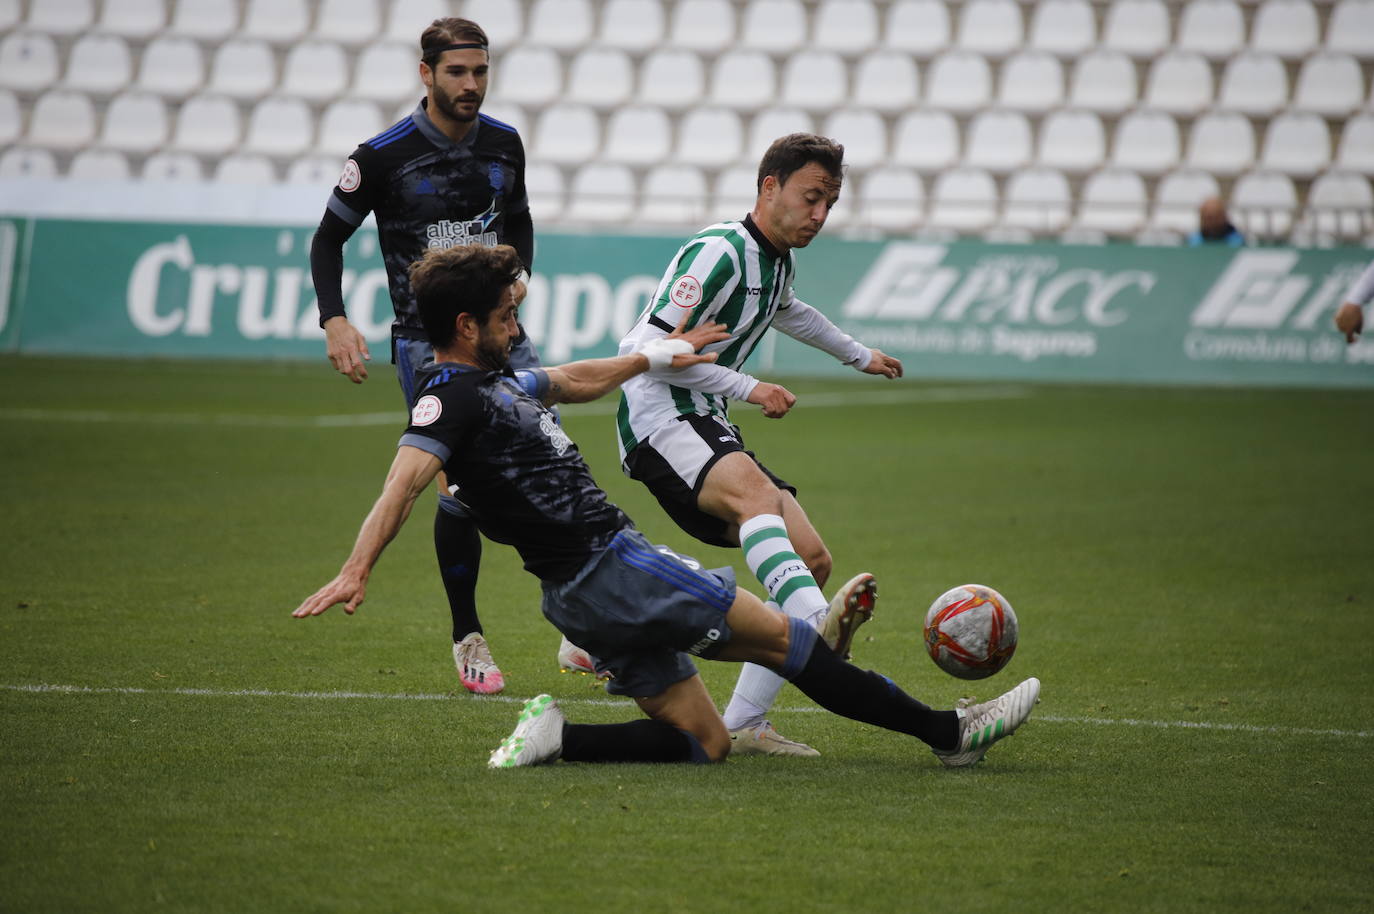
top-left (932, 677), bottom-right (1041, 768)
top-left (488, 694), bottom-right (565, 768)
top-left (728, 720), bottom-right (821, 758)
top-left (556, 635), bottom-right (608, 680)
top-left (822, 572), bottom-right (877, 660)
top-left (453, 632), bottom-right (504, 695)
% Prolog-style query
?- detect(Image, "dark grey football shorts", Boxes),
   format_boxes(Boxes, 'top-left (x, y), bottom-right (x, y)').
top-left (541, 527), bottom-right (737, 697)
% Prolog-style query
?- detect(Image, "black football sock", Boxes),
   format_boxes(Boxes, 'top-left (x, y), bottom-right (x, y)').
top-left (781, 618), bottom-right (960, 751)
top-left (560, 719), bottom-right (711, 764)
top-left (435, 499), bottom-right (482, 642)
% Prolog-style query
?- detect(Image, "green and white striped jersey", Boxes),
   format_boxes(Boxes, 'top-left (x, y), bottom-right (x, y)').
top-left (616, 215), bottom-right (869, 462)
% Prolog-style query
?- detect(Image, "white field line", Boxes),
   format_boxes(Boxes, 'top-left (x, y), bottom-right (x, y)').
top-left (0, 386), bottom-right (1030, 428)
top-left (4, 683), bottom-right (1368, 740)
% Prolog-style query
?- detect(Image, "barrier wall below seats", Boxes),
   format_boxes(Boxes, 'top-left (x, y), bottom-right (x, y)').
top-left (1, 216), bottom-right (1370, 388)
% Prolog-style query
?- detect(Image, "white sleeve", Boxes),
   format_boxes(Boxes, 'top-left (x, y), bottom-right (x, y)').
top-left (1345, 259), bottom-right (1374, 305)
top-left (771, 299), bottom-right (873, 371)
top-left (621, 311), bottom-right (761, 400)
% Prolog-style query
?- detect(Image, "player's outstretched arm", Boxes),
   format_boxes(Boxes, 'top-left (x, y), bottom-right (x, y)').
top-left (860, 348), bottom-right (904, 378)
top-left (543, 320), bottom-right (728, 405)
top-left (292, 446), bottom-right (442, 618)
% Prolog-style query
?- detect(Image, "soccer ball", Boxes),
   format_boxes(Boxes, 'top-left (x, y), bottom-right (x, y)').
top-left (922, 585), bottom-right (1019, 680)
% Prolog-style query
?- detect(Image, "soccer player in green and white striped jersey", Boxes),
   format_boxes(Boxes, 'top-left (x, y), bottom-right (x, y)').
top-left (615, 134), bottom-right (905, 757)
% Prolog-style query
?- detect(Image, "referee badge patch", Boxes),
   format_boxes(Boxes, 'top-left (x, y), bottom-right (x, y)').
top-left (338, 158), bottom-right (361, 193)
top-left (670, 275), bottom-right (703, 309)
top-left (411, 394), bottom-right (442, 426)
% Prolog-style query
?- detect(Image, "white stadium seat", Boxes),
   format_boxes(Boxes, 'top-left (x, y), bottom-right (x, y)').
top-left (748, 108), bottom-right (814, 161)
top-left (1076, 168), bottom-right (1147, 234)
top-left (27, 0), bottom-right (94, 34)
top-left (526, 0), bottom-right (595, 50)
top-left (1231, 170), bottom-right (1297, 238)
top-left (138, 37), bottom-right (205, 100)
top-left (965, 110), bottom-right (1032, 174)
top-left (603, 105), bottom-right (673, 165)
top-left (1336, 114), bottom-right (1374, 174)
top-left (1292, 54), bottom-right (1365, 116)
top-left (1143, 51), bottom-right (1214, 115)
top-left (243, 96), bottom-right (315, 157)
top-left (1186, 111), bottom-right (1256, 176)
top-left (1216, 53), bottom-right (1289, 116)
top-left (600, 0), bottom-right (666, 49)
top-left (1325, 0), bottom-right (1374, 57)
top-left (741, 0), bottom-right (808, 53)
top-left (1002, 167), bottom-right (1072, 233)
top-left (1028, 0), bottom-right (1095, 57)
top-left (813, 0), bottom-right (880, 55)
top-left (64, 34), bottom-right (132, 97)
top-left (490, 46), bottom-right (561, 108)
top-left (779, 52), bottom-right (849, 114)
top-left (462, 0), bottom-right (525, 48)
top-left (214, 154), bottom-right (278, 184)
top-left (386, 0), bottom-right (447, 42)
top-left (28, 90), bottom-right (97, 150)
top-left (286, 157), bottom-right (343, 186)
top-left (852, 52), bottom-right (920, 113)
top-left (714, 166), bottom-right (759, 219)
top-left (1259, 111), bottom-right (1331, 177)
top-left (319, 99), bottom-right (384, 156)
top-left (1101, 0), bottom-right (1171, 59)
top-left (926, 51), bottom-right (993, 113)
top-left (0, 90), bottom-right (19, 145)
top-left (1066, 49), bottom-right (1137, 114)
top-left (242, 0), bottom-right (310, 43)
top-left (0, 32), bottom-right (60, 92)
top-left (531, 105), bottom-right (601, 166)
top-left (315, 0), bottom-right (383, 47)
top-left (173, 94), bottom-right (242, 153)
top-left (956, 0), bottom-right (1023, 58)
top-left (709, 51), bottom-right (776, 112)
top-left (524, 163), bottom-right (566, 221)
top-left (856, 166), bottom-right (924, 230)
top-left (0, 147), bottom-right (58, 179)
top-left (669, 0), bottom-right (737, 52)
top-left (1151, 169), bottom-right (1221, 232)
top-left (100, 91), bottom-right (169, 153)
top-left (999, 52), bottom-right (1065, 114)
top-left (69, 149), bottom-right (132, 181)
top-left (100, 0), bottom-right (166, 38)
top-left (169, 0), bottom-right (238, 39)
top-left (1303, 171), bottom-right (1374, 239)
top-left (208, 40), bottom-right (277, 100)
top-left (892, 110), bottom-right (960, 172)
top-left (884, 0), bottom-right (951, 58)
top-left (1111, 110), bottom-right (1181, 176)
top-left (639, 164), bottom-right (709, 226)
top-left (566, 49), bottom-right (635, 110)
top-left (282, 42), bottom-right (349, 102)
top-left (821, 109), bottom-right (887, 170)
top-left (638, 50), bottom-right (706, 111)
top-left (0, 0), bottom-right (14, 30)
top-left (141, 152), bottom-right (204, 182)
top-left (566, 163), bottom-right (636, 224)
top-left (479, 103), bottom-right (527, 134)
top-left (1251, 0), bottom-right (1320, 58)
top-left (928, 167), bottom-right (998, 232)
top-left (677, 108), bottom-right (744, 168)
top-left (1038, 109), bottom-right (1106, 173)
top-left (1177, 0), bottom-right (1246, 60)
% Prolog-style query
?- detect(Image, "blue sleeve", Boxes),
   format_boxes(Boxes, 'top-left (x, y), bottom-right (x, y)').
top-left (513, 368), bottom-right (549, 400)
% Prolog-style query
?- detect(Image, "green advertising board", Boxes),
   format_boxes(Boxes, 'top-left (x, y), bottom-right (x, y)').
top-left (0, 215), bottom-right (1370, 387)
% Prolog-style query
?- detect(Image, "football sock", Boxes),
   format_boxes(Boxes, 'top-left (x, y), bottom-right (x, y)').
top-left (435, 496), bottom-right (482, 642)
top-left (722, 599), bottom-right (784, 730)
top-left (781, 618), bottom-right (960, 751)
top-left (560, 720), bottom-right (710, 764)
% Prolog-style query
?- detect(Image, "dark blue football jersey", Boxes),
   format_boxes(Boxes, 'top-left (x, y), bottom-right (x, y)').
top-left (398, 363), bottom-right (633, 582)
top-left (327, 100), bottom-right (530, 341)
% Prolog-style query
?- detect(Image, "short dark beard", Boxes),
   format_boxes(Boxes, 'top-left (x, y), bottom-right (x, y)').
top-left (433, 83), bottom-right (481, 123)
top-left (474, 332), bottom-right (510, 372)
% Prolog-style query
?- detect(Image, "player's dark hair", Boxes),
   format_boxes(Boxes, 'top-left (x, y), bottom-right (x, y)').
top-left (756, 133), bottom-right (845, 192)
top-left (409, 244), bottom-right (523, 350)
top-left (420, 18), bottom-right (490, 69)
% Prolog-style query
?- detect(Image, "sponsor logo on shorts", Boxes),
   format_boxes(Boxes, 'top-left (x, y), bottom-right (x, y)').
top-left (655, 544), bottom-right (701, 570)
top-left (411, 394), bottom-right (441, 426)
top-left (687, 627), bottom-right (722, 656)
top-left (338, 158), bottom-right (361, 193)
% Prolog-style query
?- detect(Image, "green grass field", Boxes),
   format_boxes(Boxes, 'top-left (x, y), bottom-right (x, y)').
top-left (2, 355), bottom-right (1372, 913)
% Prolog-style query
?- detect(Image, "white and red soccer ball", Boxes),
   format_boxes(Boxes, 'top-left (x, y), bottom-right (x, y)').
top-left (923, 584), bottom-right (1019, 680)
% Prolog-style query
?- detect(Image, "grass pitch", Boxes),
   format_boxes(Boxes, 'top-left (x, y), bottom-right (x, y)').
top-left (2, 355), bottom-right (1372, 913)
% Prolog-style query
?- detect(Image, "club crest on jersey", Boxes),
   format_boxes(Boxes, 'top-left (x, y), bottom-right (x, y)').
top-left (670, 275), bottom-right (703, 309)
top-left (411, 394), bottom-right (442, 426)
top-left (488, 162), bottom-right (504, 193)
top-left (539, 413), bottom-right (572, 456)
top-left (338, 158), bottom-right (361, 193)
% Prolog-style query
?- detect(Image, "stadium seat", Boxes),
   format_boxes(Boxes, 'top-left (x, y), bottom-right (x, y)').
top-left (214, 154), bottom-right (278, 184)
top-left (286, 156), bottom-right (343, 186)
top-left (68, 149), bottom-right (132, 181)
top-left (137, 36), bottom-right (204, 100)
top-left (748, 108), bottom-right (814, 162)
top-left (821, 109), bottom-right (886, 170)
top-left (1028, 0), bottom-right (1095, 57)
top-left (489, 46), bottom-right (560, 108)
top-left (1066, 49), bottom-right (1136, 114)
top-left (99, 0), bottom-right (166, 37)
top-left (1259, 111), bottom-right (1331, 176)
top-left (1336, 114), bottom-right (1374, 173)
top-left (603, 105), bottom-right (673, 165)
top-left (353, 47), bottom-right (418, 107)
top-left (779, 51), bottom-right (848, 114)
top-left (0, 32), bottom-right (60, 92)
top-left (855, 166), bottom-right (924, 231)
top-left (639, 163), bottom-right (709, 226)
top-left (638, 50), bottom-right (706, 110)
top-left (892, 109), bottom-right (960, 172)
top-left (812, 0), bottom-right (881, 55)
top-left (1111, 109), bottom-right (1181, 175)
top-left (524, 162), bottom-right (566, 221)
top-left (1076, 168), bottom-right (1148, 234)
top-left (677, 108), bottom-right (744, 168)
top-left (599, 0), bottom-right (666, 49)
top-left (565, 163), bottom-right (636, 224)
top-left (1216, 53), bottom-right (1289, 116)
top-left (0, 0), bottom-right (14, 31)
top-left (741, 0), bottom-right (808, 53)
top-left (282, 42), bottom-right (349, 102)
top-left (526, 0), bottom-right (595, 50)
top-left (243, 97), bottom-right (315, 157)
top-left (883, 0), bottom-right (951, 58)
top-left (173, 94), bottom-right (243, 153)
top-left (1250, 0), bottom-right (1320, 58)
top-left (956, 0), bottom-right (1023, 57)
top-left (708, 51), bottom-right (776, 112)
top-left (1185, 111), bottom-right (1256, 176)
top-left (852, 52), bottom-right (920, 113)
top-left (315, 0), bottom-right (382, 46)
top-left (1101, 0), bottom-right (1171, 59)
top-left (1143, 52), bottom-right (1214, 115)
top-left (319, 99), bottom-right (384, 156)
top-left (928, 167), bottom-right (998, 232)
top-left (462, 0), bottom-right (525, 48)
top-left (385, 0), bottom-right (446, 42)
top-left (668, 0), bottom-right (736, 51)
top-left (27, 0), bottom-right (94, 34)
top-left (531, 105), bottom-right (601, 166)
top-left (0, 90), bottom-right (18, 145)
top-left (1303, 170), bottom-right (1374, 240)
top-left (28, 90), bottom-right (97, 150)
top-left (1150, 169), bottom-right (1221, 232)
top-left (242, 0), bottom-right (310, 43)
top-left (965, 110), bottom-right (1033, 174)
top-left (100, 91), bottom-right (169, 153)
top-left (566, 48), bottom-right (634, 110)
top-left (926, 51), bottom-right (994, 113)
top-left (1325, 0), bottom-right (1374, 57)
top-left (1231, 170), bottom-right (1297, 238)
top-left (713, 166), bottom-right (759, 219)
top-left (998, 51), bottom-right (1064, 113)
top-left (168, 0), bottom-right (238, 39)
top-left (1001, 167), bottom-right (1072, 233)
top-left (1292, 53), bottom-right (1365, 116)
top-left (1177, 0), bottom-right (1245, 59)
top-left (0, 147), bottom-right (58, 179)
top-left (1038, 109), bottom-right (1106, 173)
top-left (64, 34), bottom-right (132, 97)
top-left (141, 151), bottom-right (204, 182)
top-left (479, 103), bottom-right (527, 134)
top-left (208, 40), bottom-right (277, 100)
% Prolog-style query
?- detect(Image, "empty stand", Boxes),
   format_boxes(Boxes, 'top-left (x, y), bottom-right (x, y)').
top-left (27, 89), bottom-right (96, 150)
top-left (491, 46), bottom-right (561, 109)
top-left (821, 109), bottom-right (886, 170)
top-left (1028, 0), bottom-right (1095, 57)
top-left (1151, 169), bottom-right (1222, 232)
top-left (852, 52), bottom-right (920, 113)
top-left (27, 0), bottom-right (95, 35)
top-left (1039, 109), bottom-right (1107, 173)
top-left (1304, 171), bottom-right (1374, 239)
top-left (386, 0), bottom-right (447, 42)
top-left (1231, 170), bottom-right (1298, 238)
top-left (1002, 167), bottom-right (1072, 232)
top-left (929, 168), bottom-right (999, 232)
top-left (1259, 111), bottom-right (1331, 176)
top-left (0, 89), bottom-right (18, 145)
top-left (709, 51), bottom-right (776, 112)
top-left (168, 0), bottom-right (238, 39)
top-left (315, 0), bottom-right (383, 47)
top-left (714, 166), bottom-right (759, 218)
top-left (0, 32), bottom-right (60, 92)
top-left (64, 34), bottom-right (132, 98)
top-left (99, 0), bottom-right (166, 38)
top-left (566, 48), bottom-right (634, 110)
top-left (173, 93), bottom-right (243, 153)
top-left (282, 42), bottom-right (350, 103)
top-left (965, 110), bottom-right (1033, 173)
top-left (779, 51), bottom-right (849, 114)
top-left (138, 36), bottom-right (205, 100)
top-left (463, 0), bottom-right (526, 48)
top-left (141, 152), bottom-right (204, 182)
top-left (893, 109), bottom-right (960, 172)
top-left (0, 147), bottom-right (59, 179)
top-left (208, 40), bottom-right (277, 100)
top-left (524, 162), bottom-right (565, 221)
top-left (1076, 168), bottom-right (1148, 234)
top-left (1325, 0), bottom-right (1374, 57)
top-left (1186, 111), bottom-right (1256, 176)
top-left (566, 163), bottom-right (636, 224)
top-left (603, 105), bottom-right (673, 165)
top-left (600, 0), bottom-right (665, 48)
top-left (1067, 49), bottom-right (1137, 114)
top-left (1251, 0), bottom-right (1321, 59)
top-left (956, 0), bottom-right (1024, 58)
top-left (999, 51), bottom-right (1065, 113)
top-left (526, 0), bottom-right (594, 50)
top-left (1292, 53), bottom-right (1365, 116)
top-left (1144, 51), bottom-right (1215, 114)
top-left (100, 91), bottom-right (169, 153)
top-left (1336, 114), bottom-right (1374, 174)
top-left (676, 108), bottom-right (743, 168)
top-left (926, 51), bottom-right (994, 113)
top-left (855, 166), bottom-right (923, 230)
top-left (740, 0), bottom-right (808, 53)
top-left (668, 0), bottom-right (737, 52)
top-left (1177, 0), bottom-right (1246, 60)
top-left (812, 0), bottom-right (881, 56)
top-left (1216, 53), bottom-right (1289, 115)
top-left (243, 96), bottom-right (314, 157)
top-left (1111, 110), bottom-right (1181, 175)
top-left (69, 149), bottom-right (132, 181)
top-left (1101, 0), bottom-right (1171, 59)
top-left (319, 99), bottom-right (385, 156)
top-left (638, 50), bottom-right (706, 111)
top-left (640, 164), bottom-right (709, 226)
top-left (884, 0), bottom-right (952, 57)
top-left (241, 0), bottom-right (310, 44)
top-left (214, 154), bottom-right (278, 184)
top-left (748, 107), bottom-right (814, 161)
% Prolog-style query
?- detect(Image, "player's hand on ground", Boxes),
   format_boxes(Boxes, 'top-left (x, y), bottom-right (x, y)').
top-left (1335, 302), bottom-right (1363, 343)
top-left (292, 573), bottom-right (367, 618)
top-left (862, 348), bottom-right (904, 379)
top-left (324, 316), bottom-right (371, 383)
top-left (748, 381), bottom-right (796, 418)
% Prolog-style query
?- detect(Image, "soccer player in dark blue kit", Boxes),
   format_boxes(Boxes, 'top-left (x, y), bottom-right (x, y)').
top-left (293, 244), bottom-right (1040, 769)
top-left (310, 17), bottom-right (537, 694)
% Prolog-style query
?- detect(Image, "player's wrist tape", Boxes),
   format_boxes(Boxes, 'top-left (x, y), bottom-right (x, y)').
top-left (639, 338), bottom-right (694, 370)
